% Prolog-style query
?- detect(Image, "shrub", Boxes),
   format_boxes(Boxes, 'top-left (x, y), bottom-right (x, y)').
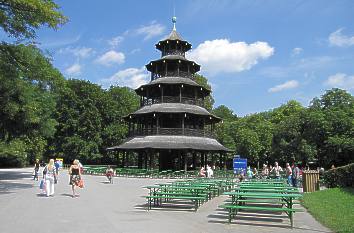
top-left (324, 163), bottom-right (354, 188)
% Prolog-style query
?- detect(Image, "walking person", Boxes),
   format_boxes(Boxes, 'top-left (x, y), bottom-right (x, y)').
top-left (54, 160), bottom-right (60, 176)
top-left (270, 162), bottom-right (283, 179)
top-left (69, 159), bottom-right (82, 198)
top-left (199, 167), bottom-right (206, 177)
top-left (106, 166), bottom-right (114, 184)
top-left (44, 159), bottom-right (57, 197)
top-left (206, 165), bottom-right (213, 178)
top-left (292, 163), bottom-right (300, 187)
top-left (33, 159), bottom-right (40, 181)
top-left (285, 163), bottom-right (292, 186)
top-left (261, 164), bottom-right (269, 178)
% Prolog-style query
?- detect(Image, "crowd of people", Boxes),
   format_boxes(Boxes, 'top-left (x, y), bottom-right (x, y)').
top-left (240, 162), bottom-right (304, 187)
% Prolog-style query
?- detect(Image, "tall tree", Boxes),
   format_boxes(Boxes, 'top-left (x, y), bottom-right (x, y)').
top-left (0, 43), bottom-right (64, 166)
top-left (0, 0), bottom-right (67, 40)
top-left (194, 74), bottom-right (215, 111)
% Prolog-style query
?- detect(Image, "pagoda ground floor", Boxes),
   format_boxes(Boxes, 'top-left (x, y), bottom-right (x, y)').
top-left (111, 149), bottom-right (230, 171)
top-left (0, 168), bottom-right (330, 233)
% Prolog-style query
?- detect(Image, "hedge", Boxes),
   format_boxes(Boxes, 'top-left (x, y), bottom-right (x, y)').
top-left (323, 163), bottom-right (354, 188)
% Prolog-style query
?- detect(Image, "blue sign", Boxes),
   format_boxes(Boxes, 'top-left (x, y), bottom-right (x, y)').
top-left (233, 158), bottom-right (247, 174)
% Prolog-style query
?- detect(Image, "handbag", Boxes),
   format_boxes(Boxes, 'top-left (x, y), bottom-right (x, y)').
top-left (78, 179), bottom-right (84, 188)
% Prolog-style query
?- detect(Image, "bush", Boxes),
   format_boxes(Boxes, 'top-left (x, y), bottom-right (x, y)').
top-left (324, 163), bottom-right (354, 188)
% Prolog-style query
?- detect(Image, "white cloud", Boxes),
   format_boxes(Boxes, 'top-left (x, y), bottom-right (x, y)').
top-left (325, 73), bottom-right (354, 90)
top-left (134, 21), bottom-right (165, 40)
top-left (65, 63), bottom-right (81, 76)
top-left (268, 80), bottom-right (299, 93)
top-left (59, 46), bottom-right (94, 58)
top-left (291, 47), bottom-right (303, 56)
top-left (108, 36), bottom-right (124, 48)
top-left (95, 50), bottom-right (125, 66)
top-left (187, 39), bottom-right (274, 75)
top-left (329, 28), bottom-right (354, 47)
top-left (101, 67), bottom-right (149, 89)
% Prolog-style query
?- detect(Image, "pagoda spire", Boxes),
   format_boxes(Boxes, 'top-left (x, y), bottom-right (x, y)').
top-left (172, 16), bottom-right (177, 31)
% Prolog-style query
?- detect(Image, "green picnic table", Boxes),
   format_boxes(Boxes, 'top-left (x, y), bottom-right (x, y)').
top-left (222, 191), bottom-right (302, 227)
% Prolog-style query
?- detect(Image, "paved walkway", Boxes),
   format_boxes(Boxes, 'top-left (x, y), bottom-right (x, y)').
top-left (0, 168), bottom-right (331, 233)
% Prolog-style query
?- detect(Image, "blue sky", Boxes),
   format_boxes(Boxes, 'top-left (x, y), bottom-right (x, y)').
top-left (24, 1), bottom-right (354, 115)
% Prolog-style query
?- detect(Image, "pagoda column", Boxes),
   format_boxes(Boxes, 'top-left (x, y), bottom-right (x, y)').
top-left (184, 152), bottom-right (187, 172)
top-left (182, 114), bottom-right (185, 135)
top-left (160, 85), bottom-right (164, 103)
top-left (179, 85), bottom-right (182, 103)
top-left (177, 61), bottom-right (180, 76)
top-left (156, 115), bottom-right (159, 134)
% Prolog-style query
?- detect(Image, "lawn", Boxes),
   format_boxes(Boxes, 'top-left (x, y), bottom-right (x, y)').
top-left (302, 188), bottom-right (354, 233)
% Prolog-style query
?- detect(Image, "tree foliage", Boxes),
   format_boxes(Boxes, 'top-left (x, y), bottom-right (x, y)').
top-left (0, 0), bottom-right (67, 39)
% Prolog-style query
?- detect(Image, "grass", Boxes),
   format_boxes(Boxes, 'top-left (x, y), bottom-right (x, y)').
top-left (302, 187), bottom-right (354, 233)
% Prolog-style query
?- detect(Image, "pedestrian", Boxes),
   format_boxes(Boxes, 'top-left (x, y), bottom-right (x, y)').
top-left (44, 159), bottom-right (57, 197)
top-left (206, 165), bottom-right (213, 178)
top-left (199, 167), bottom-right (206, 177)
top-left (246, 166), bottom-right (253, 179)
top-left (261, 164), bottom-right (269, 178)
top-left (69, 159), bottom-right (82, 198)
top-left (292, 163), bottom-right (300, 187)
top-left (270, 162), bottom-right (283, 179)
top-left (285, 163), bottom-right (292, 186)
top-left (106, 166), bottom-right (114, 184)
top-left (54, 160), bottom-right (60, 176)
top-left (253, 168), bottom-right (258, 178)
top-left (33, 159), bottom-right (40, 181)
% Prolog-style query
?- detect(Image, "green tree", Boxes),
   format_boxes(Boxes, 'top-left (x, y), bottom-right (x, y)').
top-left (0, 43), bottom-right (64, 166)
top-left (307, 88), bottom-right (354, 167)
top-left (0, 0), bottom-right (67, 39)
top-left (194, 74), bottom-right (214, 111)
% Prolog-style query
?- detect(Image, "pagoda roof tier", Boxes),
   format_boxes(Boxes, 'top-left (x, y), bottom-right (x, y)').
top-left (135, 77), bottom-right (211, 95)
top-left (107, 135), bottom-right (232, 152)
top-left (125, 103), bottom-right (220, 122)
top-left (146, 55), bottom-right (200, 73)
top-left (155, 30), bottom-right (192, 52)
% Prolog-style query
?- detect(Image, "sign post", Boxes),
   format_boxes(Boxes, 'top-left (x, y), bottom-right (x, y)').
top-left (233, 157), bottom-right (247, 175)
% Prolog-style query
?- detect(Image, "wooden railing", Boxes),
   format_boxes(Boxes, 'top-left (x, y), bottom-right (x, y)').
top-left (141, 96), bottom-right (204, 107)
top-left (151, 71), bottom-right (195, 80)
top-left (128, 127), bottom-right (215, 138)
top-left (162, 50), bottom-right (185, 57)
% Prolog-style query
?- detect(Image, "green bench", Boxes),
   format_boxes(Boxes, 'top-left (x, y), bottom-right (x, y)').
top-left (145, 195), bottom-right (206, 211)
top-left (220, 204), bottom-right (302, 227)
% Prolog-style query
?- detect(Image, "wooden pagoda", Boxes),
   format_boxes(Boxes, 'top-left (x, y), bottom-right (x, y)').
top-left (108, 17), bottom-right (231, 171)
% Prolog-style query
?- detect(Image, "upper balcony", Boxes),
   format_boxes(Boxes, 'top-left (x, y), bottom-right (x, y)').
top-left (162, 49), bottom-right (185, 57)
top-left (128, 127), bottom-right (215, 139)
top-left (151, 70), bottom-right (194, 81)
top-left (141, 96), bottom-right (204, 107)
